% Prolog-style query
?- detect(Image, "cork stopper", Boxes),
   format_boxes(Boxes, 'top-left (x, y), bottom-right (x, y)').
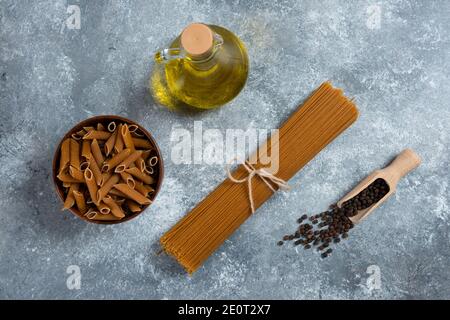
top-left (180, 23), bottom-right (214, 58)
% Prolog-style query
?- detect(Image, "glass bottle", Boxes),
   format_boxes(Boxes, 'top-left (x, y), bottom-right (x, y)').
top-left (150, 23), bottom-right (249, 110)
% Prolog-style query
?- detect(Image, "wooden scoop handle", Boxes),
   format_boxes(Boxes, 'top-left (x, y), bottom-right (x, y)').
top-left (383, 149), bottom-right (421, 185)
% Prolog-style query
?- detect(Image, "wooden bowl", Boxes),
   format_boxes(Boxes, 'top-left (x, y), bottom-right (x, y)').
top-left (52, 115), bottom-right (164, 224)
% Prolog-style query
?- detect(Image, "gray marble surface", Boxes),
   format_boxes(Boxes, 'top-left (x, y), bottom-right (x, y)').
top-left (1, 0), bottom-right (449, 299)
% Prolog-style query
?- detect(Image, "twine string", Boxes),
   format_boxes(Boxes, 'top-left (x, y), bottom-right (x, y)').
top-left (226, 160), bottom-right (290, 213)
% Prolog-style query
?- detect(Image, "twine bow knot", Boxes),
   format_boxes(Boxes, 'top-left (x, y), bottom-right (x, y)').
top-left (226, 160), bottom-right (290, 213)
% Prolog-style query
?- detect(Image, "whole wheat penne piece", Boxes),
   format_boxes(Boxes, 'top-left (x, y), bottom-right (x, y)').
top-left (71, 133), bottom-right (82, 140)
top-left (113, 184), bottom-right (151, 205)
top-left (107, 122), bottom-right (116, 132)
top-left (104, 129), bottom-right (117, 156)
top-left (97, 202), bottom-right (111, 215)
top-left (81, 140), bottom-right (91, 160)
top-left (97, 123), bottom-right (106, 131)
top-left (128, 124), bottom-right (145, 137)
top-left (97, 174), bottom-right (120, 202)
top-left (69, 166), bottom-right (84, 181)
top-left (148, 156), bottom-right (158, 167)
top-left (89, 156), bottom-right (103, 186)
top-left (84, 208), bottom-right (98, 220)
top-left (134, 181), bottom-right (155, 198)
top-left (114, 124), bottom-right (124, 153)
top-left (83, 130), bottom-right (111, 140)
top-left (90, 139), bottom-right (104, 167)
top-left (136, 157), bottom-right (146, 172)
top-left (92, 212), bottom-right (121, 221)
top-left (126, 199), bottom-right (141, 213)
top-left (83, 126), bottom-right (94, 132)
top-left (102, 148), bottom-right (131, 172)
top-left (84, 168), bottom-right (98, 205)
top-left (121, 124), bottom-right (135, 151)
top-left (143, 165), bottom-right (154, 175)
top-left (69, 138), bottom-right (80, 170)
top-left (125, 167), bottom-right (154, 185)
top-left (131, 138), bottom-right (152, 149)
top-left (80, 161), bottom-right (89, 171)
top-left (57, 171), bottom-right (84, 183)
top-left (108, 188), bottom-right (131, 199)
top-left (114, 197), bottom-right (126, 205)
top-left (63, 184), bottom-right (79, 210)
top-left (59, 138), bottom-right (71, 174)
top-left (119, 171), bottom-right (135, 189)
top-left (141, 150), bottom-right (151, 161)
top-left (115, 150), bottom-right (143, 173)
top-left (73, 190), bottom-right (87, 214)
top-left (103, 195), bottom-right (125, 218)
top-left (101, 172), bottom-right (112, 186)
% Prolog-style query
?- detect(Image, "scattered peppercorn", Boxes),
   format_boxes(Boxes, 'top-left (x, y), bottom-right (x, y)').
top-left (278, 179), bottom-right (390, 259)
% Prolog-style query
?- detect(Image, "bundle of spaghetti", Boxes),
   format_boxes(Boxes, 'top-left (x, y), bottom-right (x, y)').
top-left (160, 82), bottom-right (359, 273)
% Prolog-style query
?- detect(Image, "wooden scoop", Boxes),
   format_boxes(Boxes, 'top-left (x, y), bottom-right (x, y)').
top-left (337, 149), bottom-right (421, 224)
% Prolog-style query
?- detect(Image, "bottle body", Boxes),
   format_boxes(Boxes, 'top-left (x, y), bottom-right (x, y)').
top-left (150, 25), bottom-right (249, 110)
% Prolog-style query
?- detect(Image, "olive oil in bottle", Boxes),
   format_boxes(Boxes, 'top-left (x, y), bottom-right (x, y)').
top-left (150, 23), bottom-right (249, 110)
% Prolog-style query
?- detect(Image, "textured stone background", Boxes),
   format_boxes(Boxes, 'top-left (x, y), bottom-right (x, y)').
top-left (0, 0), bottom-right (449, 299)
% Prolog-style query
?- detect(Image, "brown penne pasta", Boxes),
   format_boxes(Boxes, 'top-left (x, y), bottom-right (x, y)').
top-left (83, 130), bottom-right (111, 140)
top-left (92, 212), bottom-right (121, 221)
top-left (113, 197), bottom-right (126, 205)
top-left (128, 124), bottom-right (145, 137)
top-left (108, 188), bottom-right (131, 199)
top-left (81, 140), bottom-right (91, 160)
top-left (125, 167), bottom-right (154, 185)
top-left (143, 165), bottom-right (154, 175)
top-left (73, 190), bottom-right (87, 214)
top-left (104, 129), bottom-right (117, 156)
top-left (59, 138), bottom-right (71, 174)
top-left (97, 174), bottom-right (120, 202)
top-left (136, 157), bottom-right (146, 172)
top-left (90, 139), bottom-right (104, 167)
top-left (102, 148), bottom-right (131, 172)
top-left (101, 171), bottom-right (112, 186)
top-left (63, 184), bottom-right (79, 210)
top-left (84, 208), bottom-right (98, 220)
top-left (89, 156), bottom-right (103, 186)
top-left (103, 195), bottom-right (125, 218)
top-left (115, 150), bottom-right (142, 173)
top-left (114, 124), bottom-right (124, 153)
top-left (71, 133), bottom-right (82, 140)
top-left (69, 166), bottom-right (84, 181)
top-left (57, 170), bottom-right (84, 183)
top-left (134, 181), bottom-right (155, 198)
top-left (58, 120), bottom-right (158, 220)
top-left (132, 137), bottom-right (153, 149)
top-left (107, 122), bottom-right (116, 132)
top-left (69, 138), bottom-right (80, 170)
top-left (80, 161), bottom-right (89, 171)
top-left (119, 171), bottom-right (135, 189)
top-left (84, 168), bottom-right (98, 205)
top-left (148, 156), bottom-right (158, 167)
top-left (141, 149), bottom-right (151, 161)
top-left (113, 183), bottom-right (152, 205)
top-left (126, 199), bottom-right (141, 213)
top-left (121, 124), bottom-right (135, 151)
top-left (97, 202), bottom-right (111, 215)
